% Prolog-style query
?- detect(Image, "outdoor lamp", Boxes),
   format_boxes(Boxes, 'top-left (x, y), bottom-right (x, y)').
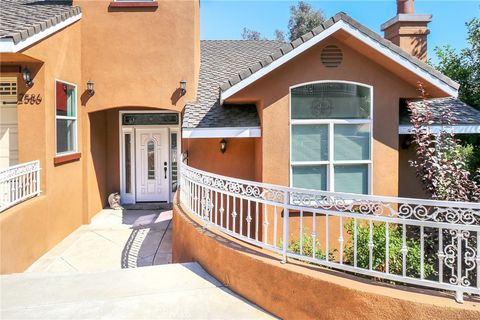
top-left (22, 67), bottom-right (34, 87)
top-left (87, 80), bottom-right (95, 96)
top-left (180, 80), bottom-right (187, 96)
top-left (220, 139), bottom-right (227, 153)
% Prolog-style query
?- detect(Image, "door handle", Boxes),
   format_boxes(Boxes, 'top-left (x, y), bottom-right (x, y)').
top-left (164, 162), bottom-right (167, 179)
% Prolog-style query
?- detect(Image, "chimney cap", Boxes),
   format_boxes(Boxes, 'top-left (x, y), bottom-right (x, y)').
top-left (380, 13), bottom-right (432, 31)
top-left (397, 0), bottom-right (415, 14)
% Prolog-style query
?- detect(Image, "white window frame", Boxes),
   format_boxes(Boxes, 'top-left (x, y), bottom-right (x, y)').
top-left (289, 80), bottom-right (374, 194)
top-left (55, 79), bottom-right (78, 156)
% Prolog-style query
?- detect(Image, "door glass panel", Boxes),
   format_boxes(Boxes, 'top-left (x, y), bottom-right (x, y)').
top-left (147, 140), bottom-right (155, 180)
top-left (171, 133), bottom-right (178, 192)
top-left (334, 124), bottom-right (370, 160)
top-left (292, 125), bottom-right (328, 161)
top-left (125, 134), bottom-right (131, 193)
top-left (334, 164), bottom-right (368, 194)
top-left (292, 166), bottom-right (327, 190)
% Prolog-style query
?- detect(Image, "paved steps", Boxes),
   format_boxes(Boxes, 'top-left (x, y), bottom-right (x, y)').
top-left (1, 262), bottom-right (274, 319)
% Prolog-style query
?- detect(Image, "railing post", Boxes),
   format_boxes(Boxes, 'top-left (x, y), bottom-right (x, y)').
top-left (281, 190), bottom-right (289, 264)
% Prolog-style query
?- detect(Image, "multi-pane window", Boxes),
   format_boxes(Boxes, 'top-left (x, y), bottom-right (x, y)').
top-left (55, 81), bottom-right (77, 155)
top-left (290, 82), bottom-right (372, 194)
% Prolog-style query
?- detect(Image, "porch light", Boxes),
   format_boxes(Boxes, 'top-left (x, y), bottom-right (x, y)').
top-left (220, 139), bottom-right (227, 153)
top-left (87, 80), bottom-right (95, 96)
top-left (22, 67), bottom-right (34, 87)
top-left (180, 80), bottom-right (187, 96)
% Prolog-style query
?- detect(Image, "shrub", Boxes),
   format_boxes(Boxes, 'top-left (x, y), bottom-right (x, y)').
top-left (344, 220), bottom-right (436, 278)
top-left (287, 232), bottom-right (329, 259)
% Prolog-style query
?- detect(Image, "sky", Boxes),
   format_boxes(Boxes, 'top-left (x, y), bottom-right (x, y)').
top-left (200, 0), bottom-right (480, 64)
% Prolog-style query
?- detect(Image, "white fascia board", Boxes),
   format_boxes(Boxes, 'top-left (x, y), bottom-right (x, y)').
top-left (220, 22), bottom-right (343, 104)
top-left (220, 20), bottom-right (457, 103)
top-left (0, 14), bottom-right (82, 53)
top-left (182, 127), bottom-right (261, 138)
top-left (399, 125), bottom-right (480, 135)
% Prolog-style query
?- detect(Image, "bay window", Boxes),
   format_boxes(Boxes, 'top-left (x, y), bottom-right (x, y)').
top-left (290, 82), bottom-right (372, 194)
top-left (55, 80), bottom-right (77, 155)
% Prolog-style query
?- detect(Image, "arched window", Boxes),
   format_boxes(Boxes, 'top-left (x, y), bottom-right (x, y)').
top-left (290, 82), bottom-right (372, 194)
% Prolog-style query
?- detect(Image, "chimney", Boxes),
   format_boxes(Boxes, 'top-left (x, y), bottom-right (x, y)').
top-left (381, 0), bottom-right (432, 62)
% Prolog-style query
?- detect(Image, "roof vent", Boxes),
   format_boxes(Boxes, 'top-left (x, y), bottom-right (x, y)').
top-left (320, 45), bottom-right (343, 68)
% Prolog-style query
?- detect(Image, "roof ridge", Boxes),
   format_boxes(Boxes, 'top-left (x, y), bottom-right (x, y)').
top-left (218, 11), bottom-right (459, 97)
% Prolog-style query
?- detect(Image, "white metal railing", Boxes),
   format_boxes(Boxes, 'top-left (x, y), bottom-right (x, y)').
top-left (179, 162), bottom-right (480, 303)
top-left (0, 160), bottom-right (41, 212)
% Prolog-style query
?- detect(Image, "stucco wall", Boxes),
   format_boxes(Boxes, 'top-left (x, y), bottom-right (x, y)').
top-left (225, 37), bottom-right (447, 198)
top-left (183, 138), bottom-right (258, 181)
top-left (75, 0), bottom-right (200, 113)
top-left (173, 197), bottom-right (480, 320)
top-left (0, 20), bottom-right (83, 274)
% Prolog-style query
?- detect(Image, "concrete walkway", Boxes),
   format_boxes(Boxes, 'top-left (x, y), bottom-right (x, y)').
top-left (27, 208), bottom-right (173, 273)
top-left (2, 207), bottom-right (275, 319)
top-left (1, 262), bottom-right (275, 319)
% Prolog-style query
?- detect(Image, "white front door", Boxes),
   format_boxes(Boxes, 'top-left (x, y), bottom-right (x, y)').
top-left (135, 128), bottom-right (169, 202)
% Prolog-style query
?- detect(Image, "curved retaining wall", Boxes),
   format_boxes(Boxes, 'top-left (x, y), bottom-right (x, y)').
top-left (172, 196), bottom-right (480, 319)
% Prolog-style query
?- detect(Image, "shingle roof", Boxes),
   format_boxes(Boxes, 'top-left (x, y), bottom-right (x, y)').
top-left (185, 12), bottom-right (462, 129)
top-left (183, 40), bottom-right (284, 128)
top-left (219, 12), bottom-right (459, 94)
top-left (401, 97), bottom-right (480, 125)
top-left (0, 0), bottom-right (81, 45)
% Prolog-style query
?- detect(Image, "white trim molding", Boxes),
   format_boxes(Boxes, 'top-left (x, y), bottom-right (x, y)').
top-left (399, 124), bottom-right (480, 135)
top-left (182, 127), bottom-right (261, 138)
top-left (220, 20), bottom-right (458, 103)
top-left (0, 14), bottom-right (82, 53)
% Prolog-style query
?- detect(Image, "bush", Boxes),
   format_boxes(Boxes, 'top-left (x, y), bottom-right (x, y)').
top-left (344, 220), bottom-right (436, 278)
top-left (287, 232), bottom-right (329, 259)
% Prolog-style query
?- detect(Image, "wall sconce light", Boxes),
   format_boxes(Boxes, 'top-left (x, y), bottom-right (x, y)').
top-left (22, 67), bottom-right (34, 87)
top-left (87, 79), bottom-right (95, 96)
top-left (180, 80), bottom-right (187, 96)
top-left (220, 139), bottom-right (227, 154)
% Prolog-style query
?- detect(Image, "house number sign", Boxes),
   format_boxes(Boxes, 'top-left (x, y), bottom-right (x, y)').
top-left (18, 93), bottom-right (42, 105)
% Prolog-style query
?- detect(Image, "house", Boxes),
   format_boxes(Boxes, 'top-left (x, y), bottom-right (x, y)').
top-left (0, 0), bottom-right (479, 279)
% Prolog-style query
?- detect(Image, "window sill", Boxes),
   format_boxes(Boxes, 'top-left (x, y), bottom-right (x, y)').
top-left (109, 1), bottom-right (158, 8)
top-left (54, 152), bottom-right (81, 166)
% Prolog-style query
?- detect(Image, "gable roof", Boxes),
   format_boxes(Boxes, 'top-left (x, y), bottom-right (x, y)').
top-left (219, 12), bottom-right (460, 103)
top-left (0, 0), bottom-right (81, 53)
top-left (182, 40), bottom-right (284, 129)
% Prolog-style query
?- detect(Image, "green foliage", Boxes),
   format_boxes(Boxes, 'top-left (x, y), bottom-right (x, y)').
top-left (241, 27), bottom-right (263, 41)
top-left (344, 221), bottom-right (436, 278)
top-left (287, 232), bottom-right (328, 259)
top-left (288, 1), bottom-right (325, 41)
top-left (433, 18), bottom-right (480, 110)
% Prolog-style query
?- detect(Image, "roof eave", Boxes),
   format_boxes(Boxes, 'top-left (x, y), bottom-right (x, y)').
top-left (220, 18), bottom-right (459, 104)
top-left (0, 13), bottom-right (82, 53)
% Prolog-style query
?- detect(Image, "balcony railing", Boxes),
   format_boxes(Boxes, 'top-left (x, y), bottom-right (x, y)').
top-left (179, 163), bottom-right (480, 303)
top-left (0, 160), bottom-right (41, 212)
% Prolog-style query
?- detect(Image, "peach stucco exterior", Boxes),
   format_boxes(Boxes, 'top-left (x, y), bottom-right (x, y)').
top-left (1, 0), bottom-right (200, 274)
top-left (219, 33), bottom-right (449, 198)
top-left (1, 20), bottom-right (83, 273)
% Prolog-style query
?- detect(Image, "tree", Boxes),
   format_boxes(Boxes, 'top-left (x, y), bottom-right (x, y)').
top-left (433, 17), bottom-right (480, 177)
top-left (434, 18), bottom-right (480, 110)
top-left (408, 83), bottom-right (479, 202)
top-left (288, 1), bottom-right (325, 41)
top-left (241, 27), bottom-right (262, 41)
top-left (274, 29), bottom-right (285, 42)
